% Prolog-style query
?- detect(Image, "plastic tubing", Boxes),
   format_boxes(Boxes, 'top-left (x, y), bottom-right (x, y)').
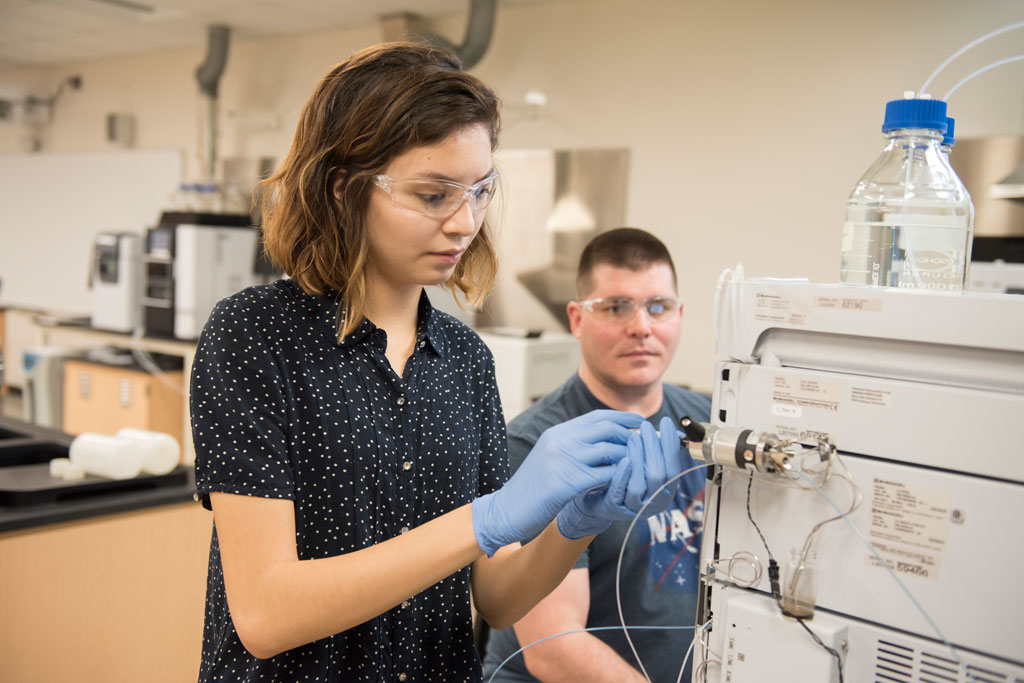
top-left (484, 624), bottom-right (695, 683)
top-left (131, 324), bottom-right (185, 395)
top-left (943, 54), bottom-right (1024, 100)
top-left (616, 462), bottom-right (715, 682)
top-left (675, 621), bottom-right (710, 683)
top-left (919, 20), bottom-right (1024, 96)
top-left (793, 469), bottom-right (969, 676)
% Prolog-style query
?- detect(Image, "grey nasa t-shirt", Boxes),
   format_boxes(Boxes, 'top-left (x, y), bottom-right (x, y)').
top-left (482, 373), bottom-right (712, 683)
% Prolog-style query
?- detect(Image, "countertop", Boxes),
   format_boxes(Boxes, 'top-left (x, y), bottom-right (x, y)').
top-left (0, 415), bottom-right (197, 533)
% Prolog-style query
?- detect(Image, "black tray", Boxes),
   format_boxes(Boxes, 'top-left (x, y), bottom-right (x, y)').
top-left (0, 438), bottom-right (189, 507)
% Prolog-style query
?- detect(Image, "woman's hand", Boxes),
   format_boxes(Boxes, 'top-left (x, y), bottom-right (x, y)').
top-left (555, 416), bottom-right (683, 539)
top-left (471, 410), bottom-right (643, 556)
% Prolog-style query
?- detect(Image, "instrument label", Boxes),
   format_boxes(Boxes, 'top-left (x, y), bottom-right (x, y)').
top-left (813, 295), bottom-right (883, 312)
top-left (850, 386), bottom-right (893, 408)
top-left (867, 477), bottom-right (950, 581)
top-left (754, 292), bottom-right (807, 325)
top-left (771, 375), bottom-right (841, 413)
top-left (771, 403), bottom-right (802, 418)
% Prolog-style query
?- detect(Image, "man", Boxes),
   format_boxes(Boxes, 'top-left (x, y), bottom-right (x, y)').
top-left (482, 227), bottom-right (711, 682)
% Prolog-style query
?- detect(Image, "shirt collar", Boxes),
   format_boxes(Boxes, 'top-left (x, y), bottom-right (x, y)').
top-left (419, 290), bottom-right (448, 356)
top-left (332, 289), bottom-right (448, 357)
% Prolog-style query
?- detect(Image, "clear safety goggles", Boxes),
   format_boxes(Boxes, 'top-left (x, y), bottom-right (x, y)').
top-left (578, 296), bottom-right (682, 323)
top-left (371, 171), bottom-right (499, 220)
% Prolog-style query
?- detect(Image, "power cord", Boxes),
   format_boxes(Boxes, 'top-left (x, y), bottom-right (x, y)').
top-left (744, 473), bottom-right (781, 600)
top-left (745, 472), bottom-right (844, 683)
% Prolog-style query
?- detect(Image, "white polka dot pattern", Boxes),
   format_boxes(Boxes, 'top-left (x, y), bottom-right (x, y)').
top-left (191, 279), bottom-right (509, 681)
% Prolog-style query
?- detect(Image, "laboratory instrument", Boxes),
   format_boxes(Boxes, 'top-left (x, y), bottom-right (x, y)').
top-left (142, 211), bottom-right (258, 340)
top-left (690, 276), bottom-right (1024, 682)
top-left (91, 232), bottom-right (141, 333)
top-left (21, 346), bottom-right (83, 429)
top-left (477, 328), bottom-right (581, 421)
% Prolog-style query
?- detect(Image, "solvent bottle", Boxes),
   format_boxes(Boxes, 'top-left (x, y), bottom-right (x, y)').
top-left (840, 95), bottom-right (974, 291)
top-left (942, 116), bottom-right (956, 157)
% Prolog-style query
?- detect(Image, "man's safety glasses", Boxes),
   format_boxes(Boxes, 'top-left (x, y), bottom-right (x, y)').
top-left (578, 296), bottom-right (682, 323)
top-left (372, 171), bottom-right (499, 220)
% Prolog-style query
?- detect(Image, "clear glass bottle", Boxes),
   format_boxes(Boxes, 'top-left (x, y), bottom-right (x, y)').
top-left (781, 549), bottom-right (819, 619)
top-left (941, 116), bottom-right (955, 157)
top-left (167, 182), bottom-right (196, 211)
top-left (194, 183), bottom-right (223, 213)
top-left (840, 96), bottom-right (974, 291)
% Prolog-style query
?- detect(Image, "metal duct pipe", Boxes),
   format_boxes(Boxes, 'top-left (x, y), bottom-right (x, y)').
top-left (195, 25), bottom-right (231, 182)
top-left (428, 0), bottom-right (495, 69)
top-left (196, 25), bottom-right (230, 98)
top-left (382, 0), bottom-right (495, 70)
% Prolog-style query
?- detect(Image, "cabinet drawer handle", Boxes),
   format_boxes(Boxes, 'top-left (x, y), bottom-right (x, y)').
top-left (119, 378), bottom-right (132, 407)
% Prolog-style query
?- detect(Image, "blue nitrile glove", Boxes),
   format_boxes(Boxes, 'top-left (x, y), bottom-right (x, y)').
top-left (471, 409), bottom-right (644, 557)
top-left (556, 417), bottom-right (684, 540)
top-left (555, 431), bottom-right (641, 539)
top-left (626, 418), bottom-right (683, 513)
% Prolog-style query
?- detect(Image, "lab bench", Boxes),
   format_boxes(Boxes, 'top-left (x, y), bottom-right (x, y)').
top-left (9, 314), bottom-right (198, 464)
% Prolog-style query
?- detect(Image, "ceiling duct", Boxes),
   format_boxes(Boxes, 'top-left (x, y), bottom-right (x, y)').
top-left (195, 25), bottom-right (230, 98)
top-left (194, 25), bottom-right (231, 182)
top-left (380, 0), bottom-right (495, 70)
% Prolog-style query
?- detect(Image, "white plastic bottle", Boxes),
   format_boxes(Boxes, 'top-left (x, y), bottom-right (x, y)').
top-left (840, 95), bottom-right (974, 291)
top-left (68, 429), bottom-right (180, 480)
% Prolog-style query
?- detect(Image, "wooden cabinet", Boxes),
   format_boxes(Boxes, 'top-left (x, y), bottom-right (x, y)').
top-left (62, 359), bottom-right (184, 446)
top-left (0, 502), bottom-right (211, 683)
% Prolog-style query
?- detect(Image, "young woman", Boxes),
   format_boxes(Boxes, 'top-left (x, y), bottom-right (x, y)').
top-left (191, 42), bottom-right (682, 681)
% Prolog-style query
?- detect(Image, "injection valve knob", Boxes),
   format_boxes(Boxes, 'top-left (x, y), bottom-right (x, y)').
top-left (679, 415), bottom-right (706, 443)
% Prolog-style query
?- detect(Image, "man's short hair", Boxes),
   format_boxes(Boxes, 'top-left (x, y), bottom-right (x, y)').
top-left (576, 227), bottom-right (677, 297)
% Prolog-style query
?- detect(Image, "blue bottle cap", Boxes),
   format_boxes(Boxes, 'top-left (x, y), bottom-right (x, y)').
top-left (881, 97), bottom-right (948, 133)
top-left (943, 117), bottom-right (956, 147)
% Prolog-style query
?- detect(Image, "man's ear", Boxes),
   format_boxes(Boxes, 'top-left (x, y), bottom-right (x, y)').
top-left (566, 301), bottom-right (583, 339)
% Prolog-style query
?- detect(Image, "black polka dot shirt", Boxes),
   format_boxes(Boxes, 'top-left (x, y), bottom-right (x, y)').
top-left (191, 279), bottom-right (509, 682)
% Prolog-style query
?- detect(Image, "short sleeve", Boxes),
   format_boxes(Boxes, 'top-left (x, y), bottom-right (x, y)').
top-left (191, 291), bottom-right (294, 509)
top-left (476, 351), bottom-right (510, 497)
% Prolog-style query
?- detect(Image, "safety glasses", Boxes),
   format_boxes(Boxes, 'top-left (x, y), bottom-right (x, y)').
top-left (372, 171), bottom-right (499, 220)
top-left (578, 296), bottom-right (682, 323)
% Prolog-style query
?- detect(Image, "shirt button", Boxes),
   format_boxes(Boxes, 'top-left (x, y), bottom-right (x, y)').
top-left (401, 600), bottom-right (410, 609)
top-left (402, 460), bottom-right (412, 471)
top-left (400, 526), bottom-right (410, 534)
top-left (418, 340), bottom-right (426, 349)
top-left (398, 674), bottom-right (408, 681)
top-left (397, 395), bottom-right (406, 406)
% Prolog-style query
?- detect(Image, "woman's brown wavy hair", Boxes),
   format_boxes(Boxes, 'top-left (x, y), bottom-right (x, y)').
top-left (260, 42), bottom-right (501, 339)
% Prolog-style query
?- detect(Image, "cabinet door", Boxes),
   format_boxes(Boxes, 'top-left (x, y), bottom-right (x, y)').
top-left (142, 370), bottom-right (184, 444)
top-left (62, 361), bottom-right (182, 442)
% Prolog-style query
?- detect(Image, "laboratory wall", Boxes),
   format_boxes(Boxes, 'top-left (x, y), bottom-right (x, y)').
top-left (0, 0), bottom-right (1021, 392)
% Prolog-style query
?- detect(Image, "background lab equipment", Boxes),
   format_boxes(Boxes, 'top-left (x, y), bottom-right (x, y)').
top-left (142, 211), bottom-right (259, 340)
top-left (21, 346), bottom-right (84, 429)
top-left (476, 329), bottom-right (581, 421)
top-left (90, 232), bottom-right (141, 333)
top-left (690, 277), bottom-right (1024, 681)
top-left (953, 135), bottom-right (1024, 295)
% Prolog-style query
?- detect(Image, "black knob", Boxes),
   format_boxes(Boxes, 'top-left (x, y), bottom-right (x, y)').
top-left (679, 416), bottom-right (706, 443)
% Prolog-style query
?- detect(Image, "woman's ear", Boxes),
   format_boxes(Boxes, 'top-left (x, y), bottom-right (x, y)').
top-left (331, 168), bottom-right (347, 203)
